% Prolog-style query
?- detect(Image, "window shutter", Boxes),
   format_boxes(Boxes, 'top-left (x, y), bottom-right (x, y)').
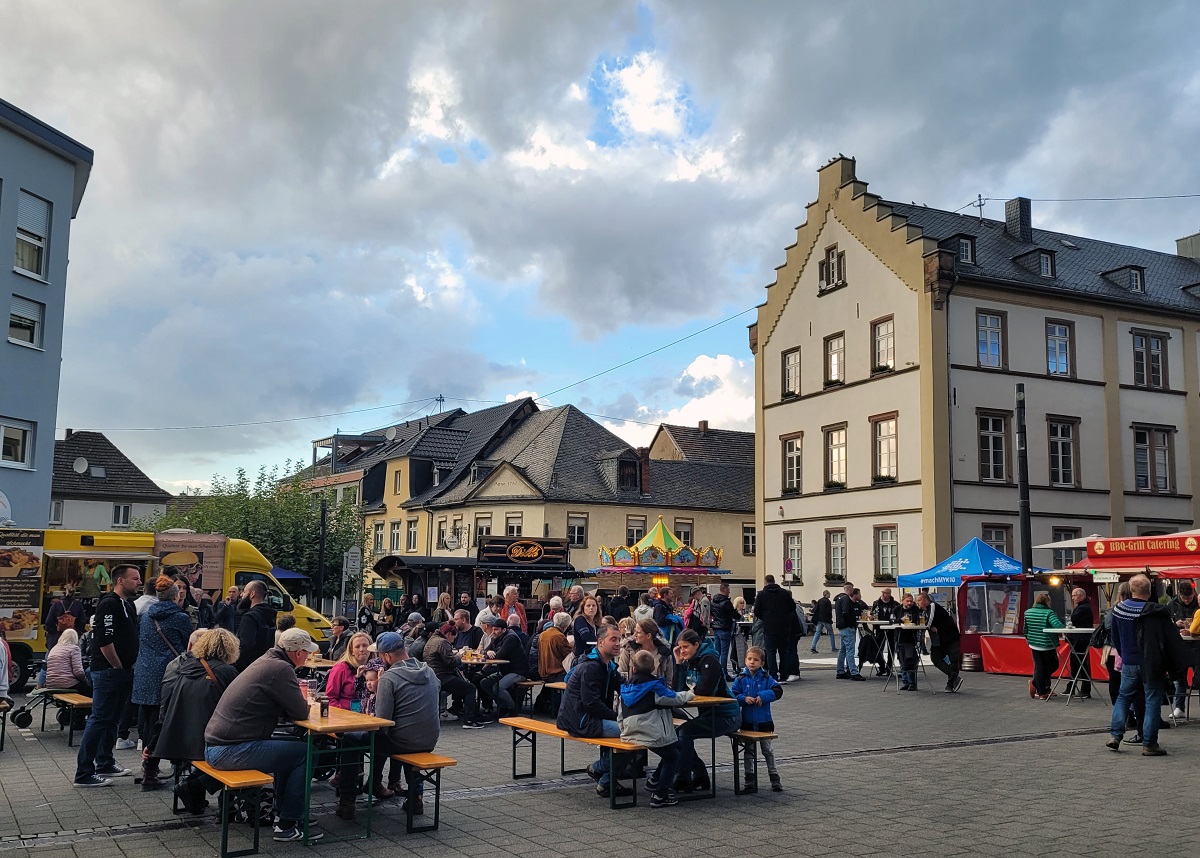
top-left (11, 295), bottom-right (44, 323)
top-left (17, 192), bottom-right (51, 237)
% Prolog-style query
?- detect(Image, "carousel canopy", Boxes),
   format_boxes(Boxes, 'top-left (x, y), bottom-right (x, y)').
top-left (597, 515), bottom-right (723, 569)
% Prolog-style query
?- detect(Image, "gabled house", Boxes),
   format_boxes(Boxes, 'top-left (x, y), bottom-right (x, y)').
top-left (51, 430), bottom-right (171, 529)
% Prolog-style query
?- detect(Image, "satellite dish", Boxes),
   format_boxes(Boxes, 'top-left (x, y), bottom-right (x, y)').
top-left (72, 457), bottom-right (89, 474)
top-left (385, 427), bottom-right (397, 441)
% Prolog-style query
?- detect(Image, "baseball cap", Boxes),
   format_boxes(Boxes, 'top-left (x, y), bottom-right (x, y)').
top-left (439, 621), bottom-right (456, 637)
top-left (278, 628), bottom-right (320, 653)
top-left (368, 631), bottom-right (406, 653)
top-left (486, 615), bottom-right (507, 628)
top-left (407, 612), bottom-right (425, 625)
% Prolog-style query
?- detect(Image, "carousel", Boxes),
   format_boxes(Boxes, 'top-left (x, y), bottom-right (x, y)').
top-left (587, 515), bottom-right (727, 591)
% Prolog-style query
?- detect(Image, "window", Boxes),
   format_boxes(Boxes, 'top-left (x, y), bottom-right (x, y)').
top-left (112, 503), bottom-right (131, 527)
top-left (957, 237), bottom-right (975, 264)
top-left (673, 519), bottom-right (693, 547)
top-left (0, 418), bottom-right (33, 467)
top-left (818, 244), bottom-right (846, 291)
top-left (393, 469), bottom-right (404, 495)
top-left (824, 425), bottom-right (847, 486)
top-left (978, 411), bottom-right (1010, 482)
top-left (1048, 418), bottom-right (1078, 487)
top-left (872, 317), bottom-right (894, 371)
top-left (406, 519), bottom-right (418, 551)
top-left (389, 522), bottom-right (402, 552)
top-left (1051, 527), bottom-right (1082, 570)
top-left (782, 348), bottom-right (801, 396)
top-left (1132, 330), bottom-right (1167, 389)
top-left (474, 515), bottom-right (492, 546)
top-left (782, 436), bottom-right (801, 492)
top-left (506, 513), bottom-right (522, 537)
top-left (618, 460), bottom-right (639, 491)
top-left (1046, 320), bottom-right (1073, 377)
top-left (824, 333), bottom-right (845, 384)
top-left (981, 524), bottom-right (1012, 555)
top-left (9, 295), bottom-right (44, 347)
top-left (742, 524), bottom-right (756, 556)
top-left (786, 533), bottom-right (803, 584)
top-left (826, 529), bottom-right (847, 581)
top-left (373, 522), bottom-right (384, 553)
top-left (15, 191), bottom-right (50, 277)
top-left (567, 514), bottom-right (588, 548)
top-left (49, 499), bottom-right (63, 525)
top-left (1134, 426), bottom-right (1173, 494)
top-left (1039, 251), bottom-right (1055, 278)
top-left (976, 311), bottom-right (1005, 368)
top-left (626, 515), bottom-right (646, 544)
top-left (965, 580), bottom-right (1023, 633)
top-left (875, 526), bottom-right (899, 581)
top-left (1130, 269), bottom-right (1144, 292)
top-left (871, 414), bottom-right (897, 480)
top-left (339, 485), bottom-right (357, 506)
top-left (436, 518), bottom-right (447, 548)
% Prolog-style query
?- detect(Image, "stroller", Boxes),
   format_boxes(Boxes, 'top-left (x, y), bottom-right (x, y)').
top-left (8, 685), bottom-right (87, 731)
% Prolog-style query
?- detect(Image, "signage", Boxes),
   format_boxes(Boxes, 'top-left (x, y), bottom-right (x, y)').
top-left (506, 539), bottom-right (545, 564)
top-left (783, 559), bottom-right (793, 573)
top-left (343, 545), bottom-right (362, 576)
top-left (155, 532), bottom-right (227, 592)
top-left (444, 533), bottom-right (462, 551)
top-left (1091, 572), bottom-right (1120, 583)
top-left (477, 536), bottom-right (570, 569)
top-left (1000, 589), bottom-right (1020, 635)
top-left (0, 529), bottom-right (43, 639)
top-left (1088, 536), bottom-right (1200, 558)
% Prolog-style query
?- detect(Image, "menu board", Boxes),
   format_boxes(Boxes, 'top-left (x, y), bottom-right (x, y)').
top-left (0, 529), bottom-right (43, 639)
top-left (1000, 590), bottom-right (1021, 635)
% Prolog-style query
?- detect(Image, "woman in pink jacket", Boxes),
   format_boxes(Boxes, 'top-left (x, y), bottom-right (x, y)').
top-left (45, 628), bottom-right (90, 693)
top-left (325, 632), bottom-right (373, 711)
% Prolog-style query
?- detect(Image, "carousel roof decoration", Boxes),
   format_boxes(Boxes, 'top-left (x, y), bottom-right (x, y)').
top-left (591, 516), bottom-right (725, 576)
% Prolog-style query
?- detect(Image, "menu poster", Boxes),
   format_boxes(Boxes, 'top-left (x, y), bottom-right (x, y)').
top-left (1000, 590), bottom-right (1021, 635)
top-left (0, 529), bottom-right (43, 639)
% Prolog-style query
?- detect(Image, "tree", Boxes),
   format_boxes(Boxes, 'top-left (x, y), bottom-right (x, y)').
top-left (136, 463), bottom-right (363, 602)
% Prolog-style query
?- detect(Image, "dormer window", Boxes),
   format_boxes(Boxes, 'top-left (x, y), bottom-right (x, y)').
top-left (1039, 251), bottom-right (1055, 278)
top-left (618, 461), bottom-right (639, 490)
top-left (1102, 265), bottom-right (1147, 293)
top-left (1130, 268), bottom-right (1144, 292)
top-left (470, 464), bottom-right (479, 483)
top-left (957, 237), bottom-right (975, 264)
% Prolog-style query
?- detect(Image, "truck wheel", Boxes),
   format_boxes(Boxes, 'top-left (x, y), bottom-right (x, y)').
top-left (8, 644), bottom-right (32, 693)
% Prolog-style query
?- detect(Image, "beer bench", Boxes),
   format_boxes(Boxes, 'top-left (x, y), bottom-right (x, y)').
top-left (50, 693), bottom-right (92, 746)
top-left (729, 729), bottom-right (779, 795)
top-left (389, 752), bottom-right (456, 833)
top-left (190, 760), bottom-right (273, 858)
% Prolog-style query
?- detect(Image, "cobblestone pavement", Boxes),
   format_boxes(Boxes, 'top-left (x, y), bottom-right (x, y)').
top-left (1, 655), bottom-right (1195, 857)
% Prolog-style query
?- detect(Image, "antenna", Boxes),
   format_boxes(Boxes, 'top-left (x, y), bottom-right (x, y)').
top-left (435, 394), bottom-right (445, 413)
top-left (970, 194), bottom-right (987, 224)
top-left (72, 457), bottom-right (89, 474)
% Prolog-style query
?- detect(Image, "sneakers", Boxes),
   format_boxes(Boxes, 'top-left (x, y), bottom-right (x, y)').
top-left (1105, 737), bottom-right (1122, 752)
top-left (809, 648), bottom-right (818, 654)
top-left (440, 710), bottom-right (459, 721)
top-left (649, 791), bottom-right (678, 808)
top-left (273, 825), bottom-right (323, 842)
top-left (1173, 707), bottom-right (1185, 719)
top-left (95, 764), bottom-right (131, 777)
top-left (785, 674), bottom-right (801, 682)
top-left (595, 783), bottom-right (633, 798)
top-left (950, 676), bottom-right (964, 693)
top-left (769, 773), bottom-right (782, 792)
top-left (114, 738), bottom-right (137, 751)
top-left (850, 674), bottom-right (865, 682)
top-left (462, 720), bottom-right (485, 729)
top-left (645, 774), bottom-right (659, 792)
top-left (74, 775), bottom-right (112, 788)
top-left (1125, 733), bottom-right (1143, 745)
top-left (1142, 744), bottom-right (1168, 757)
top-left (585, 763), bottom-right (602, 781)
top-left (835, 672), bottom-right (851, 680)
top-left (1028, 680), bottom-right (1036, 699)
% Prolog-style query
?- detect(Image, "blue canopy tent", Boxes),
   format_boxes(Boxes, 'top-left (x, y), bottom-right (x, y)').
top-left (897, 537), bottom-right (1042, 588)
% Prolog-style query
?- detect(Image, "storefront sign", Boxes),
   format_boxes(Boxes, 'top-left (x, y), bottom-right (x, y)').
top-left (1088, 536), bottom-right (1200, 558)
top-left (478, 536), bottom-right (570, 569)
top-left (0, 529), bottom-right (43, 639)
top-left (506, 540), bottom-right (544, 563)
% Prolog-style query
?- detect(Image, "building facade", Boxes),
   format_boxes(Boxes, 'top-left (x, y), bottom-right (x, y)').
top-left (752, 157), bottom-right (1200, 603)
top-left (51, 430), bottom-right (172, 530)
top-left (0, 98), bottom-right (92, 526)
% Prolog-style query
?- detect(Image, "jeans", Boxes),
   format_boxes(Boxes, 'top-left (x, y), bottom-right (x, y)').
top-left (648, 742), bottom-right (680, 796)
top-left (1110, 663), bottom-right (1164, 747)
top-left (811, 622), bottom-right (836, 651)
top-left (836, 628), bottom-right (859, 675)
top-left (676, 709), bottom-right (741, 783)
top-left (763, 633), bottom-right (787, 679)
top-left (206, 738), bottom-right (309, 824)
top-left (480, 672), bottom-right (523, 714)
top-left (75, 667), bottom-right (133, 781)
top-left (714, 629), bottom-right (732, 676)
top-left (591, 719), bottom-right (622, 787)
top-left (441, 674), bottom-right (478, 721)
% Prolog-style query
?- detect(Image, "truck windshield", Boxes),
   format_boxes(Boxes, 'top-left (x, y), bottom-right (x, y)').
top-left (234, 572), bottom-right (294, 611)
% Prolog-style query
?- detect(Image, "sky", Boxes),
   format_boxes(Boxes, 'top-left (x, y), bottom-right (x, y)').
top-left (3, 0), bottom-right (1200, 494)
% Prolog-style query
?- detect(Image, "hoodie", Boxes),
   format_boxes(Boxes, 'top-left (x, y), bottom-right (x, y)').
top-left (557, 648), bottom-right (621, 738)
top-left (375, 657), bottom-right (441, 752)
top-left (619, 671), bottom-right (694, 747)
top-left (235, 602), bottom-right (278, 672)
top-left (731, 667), bottom-right (782, 730)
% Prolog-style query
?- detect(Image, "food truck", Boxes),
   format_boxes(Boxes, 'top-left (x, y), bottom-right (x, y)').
top-left (0, 528), bottom-right (330, 691)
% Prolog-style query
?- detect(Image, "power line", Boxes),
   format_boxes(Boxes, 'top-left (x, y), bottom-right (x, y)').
top-left (441, 397), bottom-right (664, 427)
top-left (1025, 193), bottom-right (1200, 203)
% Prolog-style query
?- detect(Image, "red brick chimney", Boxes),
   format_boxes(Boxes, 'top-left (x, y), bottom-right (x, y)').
top-left (637, 447), bottom-right (651, 495)
top-left (698, 420), bottom-right (709, 434)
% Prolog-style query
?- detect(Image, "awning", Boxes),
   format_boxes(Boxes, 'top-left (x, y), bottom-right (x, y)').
top-left (898, 537), bottom-right (1044, 588)
top-left (1032, 533), bottom-right (1104, 551)
top-left (1066, 557), bottom-right (1200, 575)
top-left (372, 555), bottom-right (479, 574)
top-left (270, 566), bottom-right (309, 581)
top-left (585, 566), bottom-right (727, 576)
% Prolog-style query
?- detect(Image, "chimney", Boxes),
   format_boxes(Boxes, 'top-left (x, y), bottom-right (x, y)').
top-left (1177, 231), bottom-right (1200, 261)
top-left (698, 420), bottom-right (709, 435)
top-left (1005, 197), bottom-right (1033, 243)
top-left (637, 447), bottom-right (651, 495)
top-left (65, 428), bottom-right (73, 439)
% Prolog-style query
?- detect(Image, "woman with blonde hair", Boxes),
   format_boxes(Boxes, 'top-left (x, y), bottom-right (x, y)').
top-left (326, 631), bottom-right (374, 711)
top-left (730, 596), bottom-right (750, 677)
top-left (45, 627), bottom-right (89, 694)
top-left (432, 592), bottom-right (453, 625)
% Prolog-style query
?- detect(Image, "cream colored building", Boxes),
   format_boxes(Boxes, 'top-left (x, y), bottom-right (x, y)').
top-left (751, 157), bottom-right (1200, 604)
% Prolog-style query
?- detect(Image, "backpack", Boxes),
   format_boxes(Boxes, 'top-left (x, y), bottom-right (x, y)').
top-left (683, 601), bottom-right (706, 634)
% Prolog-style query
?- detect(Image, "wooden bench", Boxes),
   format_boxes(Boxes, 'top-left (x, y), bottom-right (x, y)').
top-left (498, 716), bottom-right (645, 809)
top-left (513, 680), bottom-right (542, 713)
top-left (729, 729), bottom-right (779, 795)
top-left (189, 760), bottom-right (273, 858)
top-left (389, 752), bottom-right (456, 832)
top-left (51, 693), bottom-right (92, 747)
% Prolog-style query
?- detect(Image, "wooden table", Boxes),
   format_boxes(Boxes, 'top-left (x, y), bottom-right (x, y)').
top-left (291, 707), bottom-right (394, 845)
top-left (678, 695), bottom-right (736, 801)
top-left (304, 658), bottom-right (339, 670)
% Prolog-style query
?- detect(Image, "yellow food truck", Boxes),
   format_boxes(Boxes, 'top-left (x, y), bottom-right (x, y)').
top-left (0, 528), bottom-right (330, 691)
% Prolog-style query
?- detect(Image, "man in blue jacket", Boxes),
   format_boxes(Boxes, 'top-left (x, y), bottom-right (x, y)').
top-left (556, 624), bottom-right (628, 798)
top-left (1107, 574), bottom-right (1175, 756)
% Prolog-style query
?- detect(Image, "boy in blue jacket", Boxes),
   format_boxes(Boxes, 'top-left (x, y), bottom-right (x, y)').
top-left (731, 646), bottom-right (782, 792)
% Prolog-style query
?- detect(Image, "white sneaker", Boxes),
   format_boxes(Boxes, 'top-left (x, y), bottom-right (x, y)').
top-left (114, 738), bottom-right (137, 751)
top-left (1172, 707), bottom-right (1184, 719)
top-left (786, 674), bottom-right (801, 682)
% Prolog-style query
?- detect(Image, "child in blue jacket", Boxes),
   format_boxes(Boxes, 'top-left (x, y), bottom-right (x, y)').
top-left (731, 646), bottom-right (782, 792)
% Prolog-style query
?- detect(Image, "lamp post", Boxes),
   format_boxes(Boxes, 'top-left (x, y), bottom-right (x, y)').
top-left (1015, 384), bottom-right (1033, 574)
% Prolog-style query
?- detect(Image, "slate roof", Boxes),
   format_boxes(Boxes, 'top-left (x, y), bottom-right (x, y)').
top-left (656, 424), bottom-right (754, 467)
top-left (883, 200), bottom-right (1200, 316)
top-left (301, 410), bottom-right (462, 478)
top-left (647, 460), bottom-right (754, 513)
top-left (53, 431), bottom-right (172, 502)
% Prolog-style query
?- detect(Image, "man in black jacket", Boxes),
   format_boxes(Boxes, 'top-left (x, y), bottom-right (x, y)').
top-left (1167, 581), bottom-right (1199, 717)
top-left (870, 588), bottom-right (901, 676)
top-left (478, 617), bottom-right (527, 717)
top-left (834, 583), bottom-right (864, 680)
top-left (810, 590), bottom-right (836, 653)
top-left (557, 624), bottom-right (628, 799)
top-left (711, 583), bottom-right (741, 680)
top-left (235, 581), bottom-right (278, 672)
top-left (917, 592), bottom-right (962, 693)
top-left (606, 586), bottom-right (631, 621)
top-left (753, 576), bottom-right (796, 681)
top-left (1066, 588), bottom-right (1094, 699)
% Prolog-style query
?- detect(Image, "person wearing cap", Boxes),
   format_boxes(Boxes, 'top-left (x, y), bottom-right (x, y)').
top-left (204, 628), bottom-right (323, 842)
top-left (423, 622), bottom-right (487, 728)
top-left (478, 615), bottom-right (528, 718)
top-left (348, 632), bottom-right (440, 817)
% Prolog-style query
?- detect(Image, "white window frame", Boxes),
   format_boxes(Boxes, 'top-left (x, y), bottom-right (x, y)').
top-left (872, 318), bottom-right (894, 370)
top-left (742, 524), bottom-right (756, 556)
top-left (389, 521), bottom-right (403, 552)
top-left (112, 503), bottom-right (132, 528)
top-left (1039, 252), bottom-right (1054, 277)
top-left (15, 191), bottom-right (51, 278)
top-left (1130, 269), bottom-right (1144, 292)
top-left (372, 522), bottom-right (384, 553)
top-left (49, 499), bottom-right (63, 525)
top-left (1134, 427), bottom-right (1173, 494)
top-left (1052, 526), bottom-right (1082, 570)
top-left (873, 416), bottom-right (897, 480)
top-left (626, 515), bottom-right (646, 544)
top-left (406, 518), bottom-right (419, 551)
top-left (1046, 321), bottom-right (1071, 377)
top-left (977, 312), bottom-right (1004, 368)
top-left (0, 417), bottom-right (34, 468)
top-left (673, 518), bottom-right (693, 547)
top-left (825, 426), bottom-right (847, 485)
top-left (567, 514), bottom-right (588, 548)
top-left (783, 437), bottom-right (801, 492)
top-left (978, 413), bottom-right (1009, 482)
top-left (9, 295), bottom-right (44, 348)
top-left (827, 529), bottom-right (847, 580)
top-left (1048, 419), bottom-right (1077, 488)
top-left (782, 348), bottom-right (800, 396)
top-left (957, 237), bottom-right (975, 264)
top-left (825, 333), bottom-right (845, 383)
top-left (876, 527), bottom-right (899, 580)
top-left (786, 533), bottom-right (803, 585)
top-left (474, 515), bottom-right (492, 547)
top-left (506, 513), bottom-right (523, 537)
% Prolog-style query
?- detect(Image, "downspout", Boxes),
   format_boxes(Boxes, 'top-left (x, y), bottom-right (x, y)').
top-left (945, 272), bottom-right (959, 551)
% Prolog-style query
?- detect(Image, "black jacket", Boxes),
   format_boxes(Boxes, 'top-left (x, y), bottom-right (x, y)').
top-left (925, 602), bottom-right (960, 647)
top-left (1069, 600), bottom-right (1095, 651)
top-left (153, 652), bottom-right (236, 762)
top-left (235, 603), bottom-right (278, 672)
top-left (489, 629), bottom-right (526, 677)
top-left (557, 652), bottom-right (620, 738)
top-left (607, 595), bottom-right (631, 621)
top-left (1168, 596), bottom-right (1200, 625)
top-left (834, 593), bottom-right (856, 630)
top-left (710, 594), bottom-right (740, 631)
top-left (871, 597), bottom-right (901, 625)
top-left (1136, 601), bottom-right (1192, 684)
top-left (213, 599), bottom-right (239, 632)
top-left (754, 584), bottom-right (796, 635)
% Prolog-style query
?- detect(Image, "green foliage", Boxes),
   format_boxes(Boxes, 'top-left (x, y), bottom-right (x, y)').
top-left (134, 462), bottom-right (363, 600)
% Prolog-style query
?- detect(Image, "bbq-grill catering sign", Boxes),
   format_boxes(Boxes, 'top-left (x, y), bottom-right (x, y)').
top-left (1088, 535), bottom-right (1200, 558)
top-left (0, 529), bottom-right (43, 639)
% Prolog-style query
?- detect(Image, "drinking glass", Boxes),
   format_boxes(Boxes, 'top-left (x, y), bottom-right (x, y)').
top-left (686, 669), bottom-right (700, 692)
